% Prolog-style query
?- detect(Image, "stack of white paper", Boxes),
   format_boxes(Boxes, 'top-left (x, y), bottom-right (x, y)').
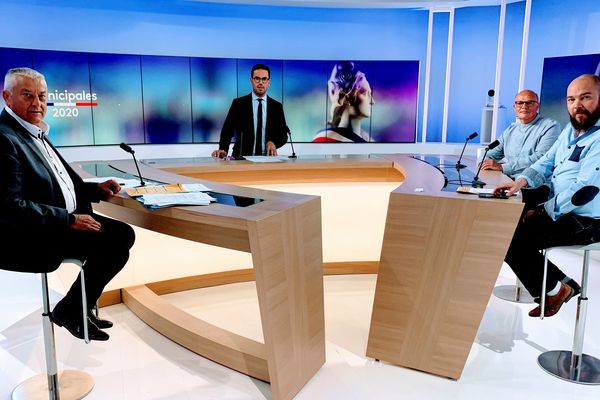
top-left (180, 183), bottom-right (211, 192)
top-left (244, 156), bottom-right (284, 163)
top-left (140, 192), bottom-right (217, 208)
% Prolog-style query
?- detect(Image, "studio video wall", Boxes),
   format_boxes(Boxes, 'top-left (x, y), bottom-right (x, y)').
top-left (0, 47), bottom-right (419, 146)
top-left (540, 52), bottom-right (600, 128)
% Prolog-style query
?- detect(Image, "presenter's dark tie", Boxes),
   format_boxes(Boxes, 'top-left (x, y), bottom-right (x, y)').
top-left (255, 98), bottom-right (263, 156)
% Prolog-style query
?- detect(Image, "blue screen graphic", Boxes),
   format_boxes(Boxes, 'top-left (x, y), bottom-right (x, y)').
top-left (0, 47), bottom-right (419, 145)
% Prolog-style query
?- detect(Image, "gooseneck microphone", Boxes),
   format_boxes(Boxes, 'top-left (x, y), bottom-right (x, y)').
top-left (287, 127), bottom-right (297, 159)
top-left (471, 139), bottom-right (500, 188)
top-left (456, 132), bottom-right (478, 169)
top-left (119, 142), bottom-right (145, 186)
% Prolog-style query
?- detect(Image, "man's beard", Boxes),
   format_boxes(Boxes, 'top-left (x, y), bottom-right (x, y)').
top-left (570, 105), bottom-right (600, 132)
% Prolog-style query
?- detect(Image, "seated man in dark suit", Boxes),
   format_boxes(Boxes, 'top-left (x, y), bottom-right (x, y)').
top-left (0, 67), bottom-right (135, 341)
top-left (212, 63), bottom-right (288, 159)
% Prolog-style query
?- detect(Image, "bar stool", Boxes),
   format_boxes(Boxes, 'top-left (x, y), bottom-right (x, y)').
top-left (11, 259), bottom-right (95, 400)
top-left (537, 243), bottom-right (600, 384)
top-left (493, 277), bottom-right (535, 303)
top-left (493, 186), bottom-right (552, 304)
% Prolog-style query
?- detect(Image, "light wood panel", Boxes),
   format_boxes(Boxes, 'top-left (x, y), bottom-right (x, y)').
top-left (122, 284), bottom-right (269, 380)
top-left (367, 188), bottom-right (523, 379)
top-left (165, 164), bottom-right (403, 184)
top-left (248, 197), bottom-right (325, 400)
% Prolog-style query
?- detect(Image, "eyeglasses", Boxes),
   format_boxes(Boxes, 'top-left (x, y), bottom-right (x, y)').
top-left (252, 77), bottom-right (269, 83)
top-left (514, 100), bottom-right (538, 108)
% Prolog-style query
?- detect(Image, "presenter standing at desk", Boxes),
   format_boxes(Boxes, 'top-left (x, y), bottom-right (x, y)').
top-left (212, 64), bottom-right (288, 159)
top-left (481, 90), bottom-right (560, 179)
top-left (0, 67), bottom-right (135, 341)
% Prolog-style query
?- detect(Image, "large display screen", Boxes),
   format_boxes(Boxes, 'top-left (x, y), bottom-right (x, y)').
top-left (540, 53), bottom-right (600, 128)
top-left (0, 47), bottom-right (419, 146)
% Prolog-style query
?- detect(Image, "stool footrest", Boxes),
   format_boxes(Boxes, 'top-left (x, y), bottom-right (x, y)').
top-left (538, 350), bottom-right (600, 385)
top-left (11, 370), bottom-right (94, 400)
top-left (492, 284), bottom-right (535, 303)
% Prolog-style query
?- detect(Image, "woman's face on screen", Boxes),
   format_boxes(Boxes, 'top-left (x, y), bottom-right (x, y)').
top-left (351, 80), bottom-right (374, 119)
top-left (356, 84), bottom-right (375, 118)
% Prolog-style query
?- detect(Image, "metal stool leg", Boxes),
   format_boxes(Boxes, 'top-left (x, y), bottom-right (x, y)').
top-left (493, 277), bottom-right (535, 303)
top-left (540, 249), bottom-right (549, 320)
top-left (538, 249), bottom-right (600, 384)
top-left (11, 269), bottom-right (95, 399)
top-left (79, 262), bottom-right (90, 344)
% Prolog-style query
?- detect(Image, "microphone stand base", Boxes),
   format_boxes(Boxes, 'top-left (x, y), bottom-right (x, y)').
top-left (471, 180), bottom-right (486, 188)
top-left (288, 154), bottom-right (297, 159)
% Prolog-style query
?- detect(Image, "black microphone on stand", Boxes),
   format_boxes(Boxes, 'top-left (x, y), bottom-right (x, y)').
top-left (456, 132), bottom-right (478, 169)
top-left (471, 139), bottom-right (500, 188)
top-left (287, 127), bottom-right (297, 159)
top-left (235, 131), bottom-right (246, 160)
top-left (119, 142), bottom-right (145, 186)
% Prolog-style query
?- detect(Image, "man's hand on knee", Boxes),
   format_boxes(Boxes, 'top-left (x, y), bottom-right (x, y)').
top-left (70, 214), bottom-right (102, 232)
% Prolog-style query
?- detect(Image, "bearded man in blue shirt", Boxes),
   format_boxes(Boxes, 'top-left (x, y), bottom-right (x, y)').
top-left (495, 74), bottom-right (600, 318)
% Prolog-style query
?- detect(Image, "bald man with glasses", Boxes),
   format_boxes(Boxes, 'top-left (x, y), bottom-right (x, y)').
top-left (481, 89), bottom-right (560, 179)
top-left (212, 63), bottom-right (288, 159)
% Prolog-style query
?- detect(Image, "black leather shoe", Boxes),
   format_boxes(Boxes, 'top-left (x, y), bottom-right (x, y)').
top-left (88, 312), bottom-right (113, 329)
top-left (51, 311), bottom-right (109, 341)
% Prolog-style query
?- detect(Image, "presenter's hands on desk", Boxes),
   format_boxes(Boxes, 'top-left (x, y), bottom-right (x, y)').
top-left (211, 141), bottom-right (279, 158)
top-left (494, 177), bottom-right (528, 197)
top-left (211, 149), bottom-right (228, 159)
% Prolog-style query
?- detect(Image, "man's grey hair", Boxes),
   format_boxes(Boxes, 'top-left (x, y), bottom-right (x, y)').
top-left (3, 67), bottom-right (45, 93)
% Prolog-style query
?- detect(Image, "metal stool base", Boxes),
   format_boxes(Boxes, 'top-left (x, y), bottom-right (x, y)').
top-left (12, 370), bottom-right (94, 400)
top-left (492, 284), bottom-right (535, 303)
top-left (538, 350), bottom-right (600, 385)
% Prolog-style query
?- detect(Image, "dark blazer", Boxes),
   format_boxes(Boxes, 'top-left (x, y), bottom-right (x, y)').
top-left (218, 93), bottom-right (288, 157)
top-left (0, 109), bottom-right (101, 272)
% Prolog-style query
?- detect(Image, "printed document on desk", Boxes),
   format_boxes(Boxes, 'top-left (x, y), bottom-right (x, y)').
top-left (139, 192), bottom-right (217, 208)
top-left (126, 183), bottom-right (210, 197)
top-left (244, 156), bottom-right (284, 163)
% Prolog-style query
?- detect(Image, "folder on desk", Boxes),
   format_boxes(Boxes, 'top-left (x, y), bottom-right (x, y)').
top-left (126, 183), bottom-right (210, 197)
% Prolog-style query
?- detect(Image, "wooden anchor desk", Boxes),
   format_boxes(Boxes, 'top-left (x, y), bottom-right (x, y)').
top-left (76, 154), bottom-right (522, 396)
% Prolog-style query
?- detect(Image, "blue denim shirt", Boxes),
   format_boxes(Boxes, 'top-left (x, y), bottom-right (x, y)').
top-left (486, 116), bottom-right (560, 178)
top-left (518, 119), bottom-right (600, 220)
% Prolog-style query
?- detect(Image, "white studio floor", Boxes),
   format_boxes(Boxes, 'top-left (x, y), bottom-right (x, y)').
top-left (1, 250), bottom-right (599, 400)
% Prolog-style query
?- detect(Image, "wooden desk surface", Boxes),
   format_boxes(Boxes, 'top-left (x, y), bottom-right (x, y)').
top-left (75, 154), bottom-right (522, 385)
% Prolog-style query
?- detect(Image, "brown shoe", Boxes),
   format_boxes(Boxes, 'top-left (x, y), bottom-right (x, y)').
top-left (529, 282), bottom-right (574, 318)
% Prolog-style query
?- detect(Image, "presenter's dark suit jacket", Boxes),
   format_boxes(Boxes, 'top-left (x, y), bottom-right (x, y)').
top-left (218, 93), bottom-right (288, 157)
top-left (0, 110), bottom-right (102, 273)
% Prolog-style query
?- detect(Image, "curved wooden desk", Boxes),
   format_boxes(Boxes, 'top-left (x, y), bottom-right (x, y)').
top-left (77, 154), bottom-right (522, 392)
top-left (82, 159), bottom-right (327, 400)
